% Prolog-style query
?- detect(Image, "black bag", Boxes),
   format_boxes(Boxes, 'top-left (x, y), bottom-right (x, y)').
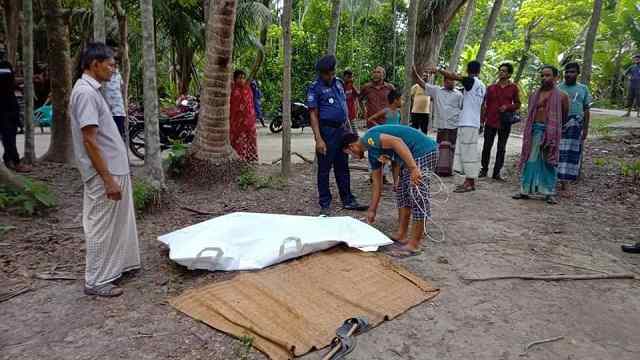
top-left (500, 111), bottom-right (521, 127)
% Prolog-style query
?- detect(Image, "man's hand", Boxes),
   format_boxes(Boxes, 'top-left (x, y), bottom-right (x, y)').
top-left (315, 138), bottom-right (327, 155)
top-left (582, 129), bottom-right (589, 141)
top-left (498, 105), bottom-right (508, 112)
top-left (409, 167), bottom-right (423, 186)
top-left (367, 208), bottom-right (377, 224)
top-left (103, 176), bottom-right (122, 201)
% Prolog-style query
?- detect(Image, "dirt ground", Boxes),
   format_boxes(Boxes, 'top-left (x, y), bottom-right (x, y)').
top-left (1, 133), bottom-right (640, 360)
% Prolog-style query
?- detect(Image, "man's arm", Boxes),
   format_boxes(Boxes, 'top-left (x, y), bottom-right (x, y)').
top-left (309, 108), bottom-right (326, 155)
top-left (510, 85), bottom-right (522, 111)
top-left (367, 109), bottom-right (385, 126)
top-left (561, 93), bottom-right (569, 123)
top-left (582, 89), bottom-right (592, 140)
top-left (81, 126), bottom-right (122, 201)
top-left (379, 134), bottom-right (422, 185)
top-left (437, 68), bottom-right (464, 81)
top-left (367, 168), bottom-right (383, 224)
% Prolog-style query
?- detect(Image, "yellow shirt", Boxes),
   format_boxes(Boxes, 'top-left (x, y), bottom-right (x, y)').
top-left (411, 84), bottom-right (431, 114)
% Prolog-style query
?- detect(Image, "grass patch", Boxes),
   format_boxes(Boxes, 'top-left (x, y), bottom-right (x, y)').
top-left (234, 335), bottom-right (254, 360)
top-left (590, 115), bottom-right (621, 137)
top-left (237, 167), bottom-right (285, 191)
top-left (132, 178), bottom-right (160, 213)
top-left (620, 159), bottom-right (640, 183)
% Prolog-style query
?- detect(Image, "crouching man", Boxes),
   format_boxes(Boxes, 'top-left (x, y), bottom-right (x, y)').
top-left (342, 125), bottom-right (438, 257)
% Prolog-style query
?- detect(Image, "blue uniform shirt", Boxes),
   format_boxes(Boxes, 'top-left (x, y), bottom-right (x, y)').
top-left (307, 77), bottom-right (348, 125)
top-left (362, 125), bottom-right (437, 170)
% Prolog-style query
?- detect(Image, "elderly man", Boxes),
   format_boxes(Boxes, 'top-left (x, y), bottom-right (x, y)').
top-left (70, 42), bottom-right (140, 297)
top-left (307, 55), bottom-right (367, 216)
top-left (360, 66), bottom-right (395, 128)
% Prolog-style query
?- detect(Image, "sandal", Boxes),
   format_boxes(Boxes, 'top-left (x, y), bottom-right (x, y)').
top-left (453, 185), bottom-right (475, 193)
top-left (545, 196), bottom-right (558, 205)
top-left (512, 193), bottom-right (530, 200)
top-left (384, 245), bottom-right (423, 258)
top-left (84, 283), bottom-right (123, 297)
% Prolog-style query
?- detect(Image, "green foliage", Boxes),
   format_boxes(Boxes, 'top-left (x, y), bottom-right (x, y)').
top-left (132, 178), bottom-right (159, 213)
top-left (593, 158), bottom-right (608, 167)
top-left (620, 160), bottom-right (640, 182)
top-left (0, 178), bottom-right (56, 216)
top-left (237, 167), bottom-right (285, 190)
top-left (164, 142), bottom-right (188, 178)
top-left (234, 335), bottom-right (254, 360)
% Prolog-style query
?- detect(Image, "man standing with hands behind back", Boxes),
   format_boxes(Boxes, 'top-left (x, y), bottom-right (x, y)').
top-left (307, 55), bottom-right (367, 216)
top-left (70, 42), bottom-right (140, 297)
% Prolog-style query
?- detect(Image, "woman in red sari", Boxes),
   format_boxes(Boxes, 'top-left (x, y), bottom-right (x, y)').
top-left (230, 69), bottom-right (258, 162)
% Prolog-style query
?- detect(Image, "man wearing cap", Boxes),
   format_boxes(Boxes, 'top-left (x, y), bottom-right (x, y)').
top-left (307, 55), bottom-right (368, 216)
top-left (623, 54), bottom-right (640, 118)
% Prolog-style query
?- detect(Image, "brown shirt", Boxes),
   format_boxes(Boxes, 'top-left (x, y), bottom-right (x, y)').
top-left (360, 81), bottom-right (394, 128)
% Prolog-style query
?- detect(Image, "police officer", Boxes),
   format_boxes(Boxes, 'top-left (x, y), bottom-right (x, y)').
top-left (308, 55), bottom-right (368, 216)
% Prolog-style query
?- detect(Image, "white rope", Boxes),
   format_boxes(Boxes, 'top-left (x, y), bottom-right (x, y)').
top-left (409, 168), bottom-right (449, 243)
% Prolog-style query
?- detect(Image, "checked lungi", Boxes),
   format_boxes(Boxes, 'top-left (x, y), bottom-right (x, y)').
top-left (396, 151), bottom-right (438, 219)
top-left (83, 174), bottom-right (141, 287)
top-left (558, 114), bottom-right (584, 181)
top-left (454, 127), bottom-right (481, 179)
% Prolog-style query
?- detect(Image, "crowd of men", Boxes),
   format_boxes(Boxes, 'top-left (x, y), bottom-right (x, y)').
top-left (306, 53), bottom-right (640, 257)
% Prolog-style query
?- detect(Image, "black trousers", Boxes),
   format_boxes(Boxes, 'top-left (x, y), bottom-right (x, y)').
top-left (410, 113), bottom-right (430, 134)
top-left (113, 116), bottom-right (126, 138)
top-left (481, 124), bottom-right (511, 177)
top-left (0, 122), bottom-right (20, 167)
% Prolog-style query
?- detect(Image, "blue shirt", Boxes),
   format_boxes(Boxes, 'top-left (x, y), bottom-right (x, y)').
top-left (625, 64), bottom-right (640, 89)
top-left (559, 82), bottom-right (592, 118)
top-left (306, 77), bottom-right (348, 124)
top-left (361, 125), bottom-right (437, 170)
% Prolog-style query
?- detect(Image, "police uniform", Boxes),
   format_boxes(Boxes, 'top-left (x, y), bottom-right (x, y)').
top-left (307, 76), bottom-right (356, 209)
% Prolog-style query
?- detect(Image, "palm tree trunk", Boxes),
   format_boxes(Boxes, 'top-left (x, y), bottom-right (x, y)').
top-left (140, 0), bottom-right (165, 189)
top-left (581, 0), bottom-right (603, 87)
top-left (475, 0), bottom-right (503, 65)
top-left (188, 0), bottom-right (240, 179)
top-left (449, 0), bottom-right (475, 71)
top-left (93, 0), bottom-right (106, 42)
top-left (415, 0), bottom-right (466, 69)
top-left (513, 20), bottom-right (539, 83)
top-left (21, 0), bottom-right (35, 165)
top-left (41, 2), bottom-right (74, 163)
top-left (2, 0), bottom-right (21, 66)
top-left (111, 0), bottom-right (130, 145)
top-left (401, 0), bottom-right (418, 123)
top-left (326, 0), bottom-right (342, 56)
top-left (281, 0), bottom-right (292, 177)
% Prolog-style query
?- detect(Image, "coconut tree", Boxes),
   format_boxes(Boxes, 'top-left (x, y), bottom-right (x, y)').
top-left (327, 0), bottom-right (342, 55)
top-left (93, 0), bottom-right (105, 42)
top-left (449, 0), bottom-right (475, 71)
top-left (188, 0), bottom-right (240, 178)
top-left (401, 0), bottom-right (419, 122)
top-left (476, 0), bottom-right (503, 65)
top-left (281, 0), bottom-right (292, 176)
top-left (1, 0), bottom-right (21, 66)
top-left (22, 0), bottom-right (35, 165)
top-left (40, 0), bottom-right (74, 163)
top-left (582, 0), bottom-right (603, 86)
top-left (140, 0), bottom-right (165, 189)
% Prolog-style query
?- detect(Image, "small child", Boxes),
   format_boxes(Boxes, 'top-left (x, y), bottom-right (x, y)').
top-left (367, 89), bottom-right (403, 125)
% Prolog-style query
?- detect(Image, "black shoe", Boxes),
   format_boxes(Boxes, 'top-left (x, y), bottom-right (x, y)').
top-left (343, 201), bottom-right (368, 211)
top-left (621, 243), bottom-right (640, 254)
top-left (319, 207), bottom-right (331, 216)
top-left (492, 174), bottom-right (506, 182)
top-left (479, 169), bottom-right (488, 178)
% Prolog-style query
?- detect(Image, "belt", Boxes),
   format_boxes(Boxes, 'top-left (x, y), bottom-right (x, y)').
top-left (320, 121), bottom-right (345, 128)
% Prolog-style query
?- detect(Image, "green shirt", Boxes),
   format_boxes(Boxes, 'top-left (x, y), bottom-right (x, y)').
top-left (559, 82), bottom-right (592, 118)
top-left (361, 125), bottom-right (437, 170)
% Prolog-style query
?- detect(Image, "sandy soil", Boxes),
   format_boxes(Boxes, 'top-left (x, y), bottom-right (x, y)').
top-left (1, 134), bottom-right (640, 360)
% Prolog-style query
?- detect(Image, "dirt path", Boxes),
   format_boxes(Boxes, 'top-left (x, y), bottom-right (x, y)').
top-left (2, 135), bottom-right (640, 360)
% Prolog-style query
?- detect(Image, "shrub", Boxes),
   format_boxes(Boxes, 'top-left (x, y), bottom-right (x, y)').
top-left (0, 177), bottom-right (56, 216)
top-left (237, 167), bottom-right (285, 190)
top-left (132, 178), bottom-right (159, 213)
top-left (164, 142), bottom-right (188, 178)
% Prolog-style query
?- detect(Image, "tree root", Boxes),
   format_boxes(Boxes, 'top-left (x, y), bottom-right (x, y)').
top-left (271, 152), bottom-right (313, 164)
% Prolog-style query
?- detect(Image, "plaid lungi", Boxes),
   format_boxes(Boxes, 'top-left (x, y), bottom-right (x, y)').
top-left (558, 114), bottom-right (583, 181)
top-left (396, 151), bottom-right (438, 219)
top-left (83, 174), bottom-right (141, 287)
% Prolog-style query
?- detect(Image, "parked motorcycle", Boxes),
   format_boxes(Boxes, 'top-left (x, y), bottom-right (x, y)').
top-left (269, 102), bottom-right (310, 134)
top-left (128, 96), bottom-right (199, 160)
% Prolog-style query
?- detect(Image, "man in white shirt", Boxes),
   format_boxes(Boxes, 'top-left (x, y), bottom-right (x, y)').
top-left (103, 39), bottom-right (126, 139)
top-left (70, 42), bottom-right (140, 297)
top-left (427, 61), bottom-right (485, 192)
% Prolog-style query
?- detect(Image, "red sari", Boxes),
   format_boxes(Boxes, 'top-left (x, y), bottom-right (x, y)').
top-left (229, 82), bottom-right (258, 162)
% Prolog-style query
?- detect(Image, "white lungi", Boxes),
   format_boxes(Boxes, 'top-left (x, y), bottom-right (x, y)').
top-left (454, 127), bottom-right (481, 179)
top-left (83, 174), bottom-right (140, 287)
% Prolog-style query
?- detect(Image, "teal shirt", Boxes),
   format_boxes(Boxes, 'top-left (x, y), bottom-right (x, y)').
top-left (384, 108), bottom-right (401, 125)
top-left (361, 125), bottom-right (437, 170)
top-left (559, 82), bottom-right (592, 118)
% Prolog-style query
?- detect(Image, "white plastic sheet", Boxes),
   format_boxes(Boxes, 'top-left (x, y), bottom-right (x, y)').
top-left (158, 212), bottom-right (393, 271)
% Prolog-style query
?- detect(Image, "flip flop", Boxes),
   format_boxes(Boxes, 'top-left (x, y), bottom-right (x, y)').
top-left (512, 193), bottom-right (530, 200)
top-left (545, 196), bottom-right (558, 205)
top-left (385, 245), bottom-right (423, 258)
top-left (453, 185), bottom-right (475, 193)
